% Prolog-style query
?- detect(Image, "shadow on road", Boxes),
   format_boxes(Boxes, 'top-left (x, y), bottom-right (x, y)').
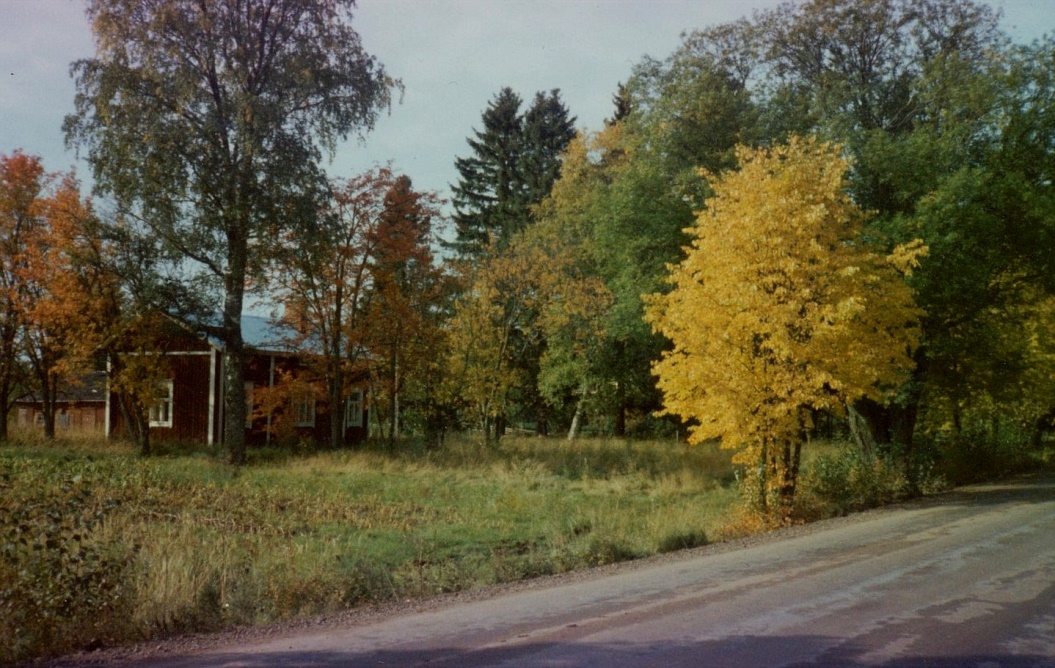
top-left (909, 473), bottom-right (1055, 509)
top-left (139, 637), bottom-right (1055, 668)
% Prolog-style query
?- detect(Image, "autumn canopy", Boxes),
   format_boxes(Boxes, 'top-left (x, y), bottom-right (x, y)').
top-left (646, 137), bottom-right (926, 508)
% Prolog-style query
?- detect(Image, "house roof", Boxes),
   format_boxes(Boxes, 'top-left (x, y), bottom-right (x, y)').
top-left (242, 315), bottom-right (298, 352)
top-left (206, 314), bottom-right (309, 354)
top-left (17, 370), bottom-right (108, 404)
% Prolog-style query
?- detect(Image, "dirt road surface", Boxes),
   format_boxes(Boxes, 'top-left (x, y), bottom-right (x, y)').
top-left (68, 476), bottom-right (1055, 667)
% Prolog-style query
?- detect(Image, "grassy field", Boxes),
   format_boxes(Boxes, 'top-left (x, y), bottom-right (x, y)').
top-left (0, 435), bottom-right (740, 663)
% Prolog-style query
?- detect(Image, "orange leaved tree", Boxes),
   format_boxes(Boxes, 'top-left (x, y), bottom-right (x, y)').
top-left (20, 173), bottom-right (121, 439)
top-left (646, 136), bottom-right (925, 516)
top-left (0, 152), bottom-right (47, 440)
top-left (271, 169), bottom-right (446, 449)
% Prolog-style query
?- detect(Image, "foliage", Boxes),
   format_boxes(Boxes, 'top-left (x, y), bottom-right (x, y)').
top-left (443, 244), bottom-right (541, 444)
top-left (646, 136), bottom-right (924, 515)
top-left (0, 467), bottom-right (134, 664)
top-left (269, 168), bottom-right (446, 448)
top-left (0, 151), bottom-right (45, 442)
top-left (529, 123), bottom-right (691, 437)
top-left (444, 226), bottom-right (611, 444)
top-left (804, 442), bottom-right (917, 515)
top-left (65, 0), bottom-right (397, 464)
top-left (361, 175), bottom-right (453, 445)
top-left (20, 174), bottom-right (119, 439)
top-left (0, 153), bottom-right (126, 443)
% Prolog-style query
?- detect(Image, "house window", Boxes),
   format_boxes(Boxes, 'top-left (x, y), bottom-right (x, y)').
top-left (345, 390), bottom-right (364, 428)
top-left (293, 392), bottom-right (315, 428)
top-left (245, 382), bottom-right (254, 428)
top-left (149, 380), bottom-right (174, 428)
top-left (57, 411), bottom-right (70, 430)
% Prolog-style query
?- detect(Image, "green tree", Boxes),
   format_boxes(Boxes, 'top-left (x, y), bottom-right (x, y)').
top-left (520, 90), bottom-right (577, 206)
top-left (530, 124), bottom-right (677, 436)
top-left (65, 0), bottom-right (397, 464)
top-left (444, 231), bottom-right (609, 444)
top-left (449, 87), bottom-right (575, 258)
top-left (646, 137), bottom-right (924, 516)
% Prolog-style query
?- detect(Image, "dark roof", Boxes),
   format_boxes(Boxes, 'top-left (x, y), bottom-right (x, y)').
top-left (16, 370), bottom-right (108, 404)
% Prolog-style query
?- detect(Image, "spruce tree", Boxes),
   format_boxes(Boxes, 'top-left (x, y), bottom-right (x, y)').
top-left (450, 87), bottom-right (575, 258)
top-left (520, 89), bottom-right (577, 207)
top-left (450, 87), bottom-right (525, 258)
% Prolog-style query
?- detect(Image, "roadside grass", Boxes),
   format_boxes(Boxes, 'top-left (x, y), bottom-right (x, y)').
top-left (0, 435), bottom-right (737, 663)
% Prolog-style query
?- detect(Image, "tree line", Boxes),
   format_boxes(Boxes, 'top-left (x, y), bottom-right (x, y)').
top-left (2, 0), bottom-right (1053, 510)
top-left (442, 0), bottom-right (1055, 512)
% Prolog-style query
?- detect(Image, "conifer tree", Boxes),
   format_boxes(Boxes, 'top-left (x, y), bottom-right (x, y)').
top-left (450, 87), bottom-right (575, 258)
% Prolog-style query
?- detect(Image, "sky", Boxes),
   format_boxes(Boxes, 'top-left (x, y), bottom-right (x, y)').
top-left (2, 0), bottom-right (1054, 217)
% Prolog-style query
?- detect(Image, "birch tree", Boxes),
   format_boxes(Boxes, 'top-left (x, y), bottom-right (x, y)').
top-left (65, 0), bottom-right (396, 464)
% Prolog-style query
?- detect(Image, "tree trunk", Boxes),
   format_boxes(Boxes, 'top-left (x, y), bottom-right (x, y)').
top-left (222, 285), bottom-right (247, 465)
top-left (388, 346), bottom-right (398, 448)
top-left (613, 342), bottom-right (627, 438)
top-left (613, 376), bottom-right (627, 438)
top-left (1032, 408), bottom-right (1055, 448)
top-left (0, 381), bottom-right (10, 442)
top-left (41, 369), bottom-right (57, 440)
top-left (535, 404), bottom-right (548, 437)
top-left (329, 370), bottom-right (343, 450)
top-left (567, 395), bottom-right (585, 442)
top-left (847, 402), bottom-right (875, 458)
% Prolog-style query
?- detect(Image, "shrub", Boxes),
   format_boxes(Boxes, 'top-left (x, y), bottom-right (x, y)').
top-left (0, 471), bottom-right (135, 663)
top-left (802, 442), bottom-right (914, 515)
top-left (929, 424), bottom-right (1036, 485)
top-left (656, 528), bottom-right (708, 553)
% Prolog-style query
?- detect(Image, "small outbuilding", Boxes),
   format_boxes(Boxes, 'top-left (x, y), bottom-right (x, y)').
top-left (14, 370), bottom-right (108, 436)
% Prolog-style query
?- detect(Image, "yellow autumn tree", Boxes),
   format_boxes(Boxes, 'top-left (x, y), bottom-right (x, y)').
top-left (646, 136), bottom-right (925, 516)
top-left (445, 230), bottom-right (610, 446)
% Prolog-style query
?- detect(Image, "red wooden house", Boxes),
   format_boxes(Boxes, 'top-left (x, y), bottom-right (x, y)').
top-left (14, 370), bottom-right (108, 436)
top-left (107, 315), bottom-right (368, 447)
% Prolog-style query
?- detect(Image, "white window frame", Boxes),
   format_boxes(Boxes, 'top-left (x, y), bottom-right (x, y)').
top-left (293, 392), bottom-right (315, 428)
top-left (149, 379), bottom-right (174, 428)
top-left (345, 389), bottom-right (364, 429)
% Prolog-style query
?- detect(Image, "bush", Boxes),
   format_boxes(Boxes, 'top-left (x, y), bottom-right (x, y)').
top-left (0, 471), bottom-right (135, 663)
top-left (656, 528), bottom-right (708, 553)
top-left (803, 442), bottom-right (915, 515)
top-left (929, 424), bottom-right (1036, 485)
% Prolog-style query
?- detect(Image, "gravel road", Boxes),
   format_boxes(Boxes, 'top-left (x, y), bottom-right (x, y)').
top-left (44, 474), bottom-right (1055, 667)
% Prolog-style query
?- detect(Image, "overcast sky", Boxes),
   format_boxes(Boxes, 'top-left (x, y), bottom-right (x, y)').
top-left (2, 0), bottom-right (1053, 216)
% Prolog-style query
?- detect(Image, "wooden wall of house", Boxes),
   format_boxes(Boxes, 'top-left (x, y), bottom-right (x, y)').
top-left (244, 353), bottom-right (277, 446)
top-left (105, 347), bottom-right (371, 449)
top-left (14, 402), bottom-right (106, 435)
top-left (167, 353), bottom-right (213, 442)
top-left (108, 352), bottom-right (215, 444)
